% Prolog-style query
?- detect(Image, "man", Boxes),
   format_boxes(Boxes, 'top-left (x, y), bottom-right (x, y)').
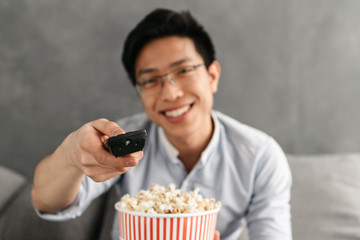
top-left (32, 8), bottom-right (292, 240)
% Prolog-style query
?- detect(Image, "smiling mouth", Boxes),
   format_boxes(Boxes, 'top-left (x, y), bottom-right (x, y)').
top-left (163, 104), bottom-right (192, 117)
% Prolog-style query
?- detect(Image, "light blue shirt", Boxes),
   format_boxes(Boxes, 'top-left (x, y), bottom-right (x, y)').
top-left (37, 110), bottom-right (292, 240)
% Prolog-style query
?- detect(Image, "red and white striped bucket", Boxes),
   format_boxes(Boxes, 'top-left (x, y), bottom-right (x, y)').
top-left (115, 208), bottom-right (220, 240)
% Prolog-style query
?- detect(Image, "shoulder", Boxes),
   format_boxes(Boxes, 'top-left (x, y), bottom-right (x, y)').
top-left (213, 110), bottom-right (287, 165)
top-left (214, 110), bottom-right (269, 148)
top-left (214, 111), bottom-right (291, 186)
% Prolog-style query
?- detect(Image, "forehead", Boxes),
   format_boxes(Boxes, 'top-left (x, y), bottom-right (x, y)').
top-left (135, 36), bottom-right (203, 72)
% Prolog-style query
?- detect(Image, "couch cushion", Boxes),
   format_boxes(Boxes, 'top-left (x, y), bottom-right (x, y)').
top-left (288, 154), bottom-right (360, 240)
top-left (0, 165), bottom-right (26, 214)
top-left (0, 183), bottom-right (115, 240)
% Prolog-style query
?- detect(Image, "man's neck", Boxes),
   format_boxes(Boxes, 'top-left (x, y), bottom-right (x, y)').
top-left (164, 115), bottom-right (214, 172)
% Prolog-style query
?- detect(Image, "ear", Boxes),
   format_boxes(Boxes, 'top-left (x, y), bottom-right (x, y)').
top-left (207, 60), bottom-right (221, 93)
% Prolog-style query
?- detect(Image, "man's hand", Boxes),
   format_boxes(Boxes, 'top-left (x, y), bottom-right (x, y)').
top-left (64, 118), bottom-right (143, 182)
top-left (214, 230), bottom-right (220, 240)
top-left (32, 118), bottom-right (143, 213)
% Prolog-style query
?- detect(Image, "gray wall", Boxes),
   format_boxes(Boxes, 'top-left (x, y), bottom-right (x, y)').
top-left (1, 0), bottom-right (360, 178)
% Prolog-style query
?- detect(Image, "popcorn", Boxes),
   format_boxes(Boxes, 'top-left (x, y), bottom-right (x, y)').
top-left (116, 183), bottom-right (221, 214)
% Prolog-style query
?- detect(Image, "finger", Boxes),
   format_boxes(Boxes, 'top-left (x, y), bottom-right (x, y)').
top-left (77, 152), bottom-right (133, 178)
top-left (90, 171), bottom-right (126, 183)
top-left (214, 230), bottom-right (220, 240)
top-left (81, 165), bottom-right (131, 182)
top-left (78, 149), bottom-right (130, 171)
top-left (78, 151), bottom-right (114, 170)
top-left (95, 150), bottom-right (144, 170)
top-left (90, 118), bottom-right (125, 137)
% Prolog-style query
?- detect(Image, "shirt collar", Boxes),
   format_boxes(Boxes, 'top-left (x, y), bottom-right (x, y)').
top-left (158, 111), bottom-right (220, 165)
top-left (158, 127), bottom-right (179, 164)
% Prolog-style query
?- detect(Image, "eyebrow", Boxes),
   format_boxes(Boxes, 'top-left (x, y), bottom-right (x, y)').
top-left (137, 58), bottom-right (191, 77)
top-left (169, 58), bottom-right (191, 68)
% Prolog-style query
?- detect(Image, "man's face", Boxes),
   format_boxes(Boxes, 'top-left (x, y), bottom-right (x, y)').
top-left (134, 36), bottom-right (220, 140)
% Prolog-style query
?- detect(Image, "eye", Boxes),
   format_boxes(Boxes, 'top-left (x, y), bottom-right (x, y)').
top-left (176, 67), bottom-right (193, 76)
top-left (141, 78), bottom-right (158, 89)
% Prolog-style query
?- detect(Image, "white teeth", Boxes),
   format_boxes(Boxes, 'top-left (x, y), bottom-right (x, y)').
top-left (164, 105), bottom-right (191, 117)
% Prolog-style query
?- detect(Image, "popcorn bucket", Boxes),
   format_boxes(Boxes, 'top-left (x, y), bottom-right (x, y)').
top-left (115, 207), bottom-right (220, 240)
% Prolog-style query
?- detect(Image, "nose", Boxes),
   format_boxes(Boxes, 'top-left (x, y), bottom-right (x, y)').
top-left (159, 75), bottom-right (183, 100)
top-left (162, 74), bottom-right (175, 86)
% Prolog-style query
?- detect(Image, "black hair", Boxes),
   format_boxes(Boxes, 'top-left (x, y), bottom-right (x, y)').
top-left (122, 8), bottom-right (216, 86)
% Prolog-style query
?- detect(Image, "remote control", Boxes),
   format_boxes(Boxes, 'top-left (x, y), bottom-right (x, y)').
top-left (103, 129), bottom-right (147, 157)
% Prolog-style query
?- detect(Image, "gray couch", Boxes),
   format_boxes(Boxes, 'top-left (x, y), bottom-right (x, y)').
top-left (1, 154), bottom-right (360, 240)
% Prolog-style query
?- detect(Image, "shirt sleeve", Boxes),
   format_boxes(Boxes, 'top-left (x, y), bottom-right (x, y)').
top-left (34, 175), bottom-right (119, 221)
top-left (245, 137), bottom-right (293, 240)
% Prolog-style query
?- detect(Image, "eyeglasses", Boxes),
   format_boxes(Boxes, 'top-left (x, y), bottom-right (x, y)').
top-left (135, 63), bottom-right (204, 96)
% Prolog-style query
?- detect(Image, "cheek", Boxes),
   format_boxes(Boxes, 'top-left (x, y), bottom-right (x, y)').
top-left (192, 78), bottom-right (213, 96)
top-left (140, 97), bottom-right (152, 111)
top-left (140, 97), bottom-right (158, 118)
top-left (194, 80), bottom-right (215, 108)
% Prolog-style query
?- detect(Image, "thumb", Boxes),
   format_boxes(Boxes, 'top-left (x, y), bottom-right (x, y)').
top-left (90, 118), bottom-right (125, 138)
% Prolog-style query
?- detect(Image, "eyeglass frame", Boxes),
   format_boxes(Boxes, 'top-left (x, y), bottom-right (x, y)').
top-left (135, 63), bottom-right (205, 96)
